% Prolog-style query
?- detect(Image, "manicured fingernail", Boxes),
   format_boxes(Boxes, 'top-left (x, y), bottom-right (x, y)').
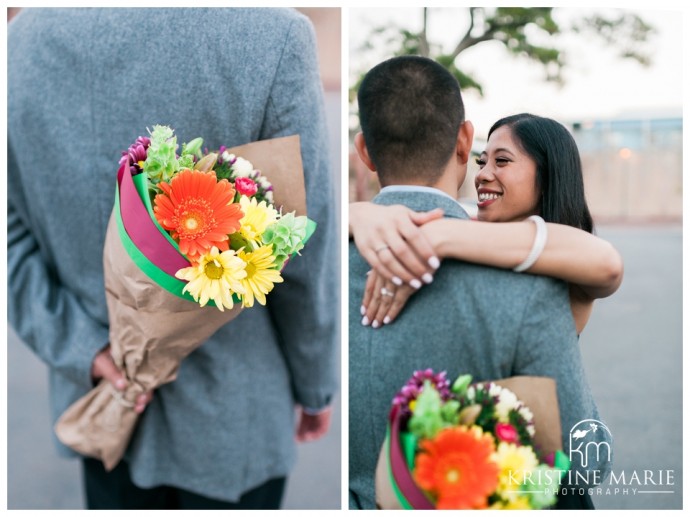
top-left (410, 279), bottom-right (422, 289)
top-left (366, 270), bottom-right (372, 276)
top-left (361, 316), bottom-right (370, 326)
top-left (372, 320), bottom-right (380, 329)
top-left (429, 256), bottom-right (441, 269)
top-left (360, 305), bottom-right (366, 315)
top-left (383, 316), bottom-right (391, 325)
top-left (115, 379), bottom-right (126, 390)
top-left (422, 273), bottom-right (434, 284)
top-left (392, 276), bottom-right (403, 286)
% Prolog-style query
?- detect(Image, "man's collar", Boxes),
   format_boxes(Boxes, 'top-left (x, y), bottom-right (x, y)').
top-left (379, 185), bottom-right (459, 204)
top-left (374, 185), bottom-right (469, 220)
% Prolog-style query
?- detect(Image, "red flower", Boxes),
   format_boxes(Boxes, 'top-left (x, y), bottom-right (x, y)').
top-left (235, 177), bottom-right (258, 197)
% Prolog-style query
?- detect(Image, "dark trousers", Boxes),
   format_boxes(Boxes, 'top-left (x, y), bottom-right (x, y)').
top-left (82, 457), bottom-right (286, 510)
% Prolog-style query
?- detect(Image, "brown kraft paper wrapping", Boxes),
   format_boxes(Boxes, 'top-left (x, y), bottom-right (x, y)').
top-left (375, 376), bottom-right (563, 509)
top-left (55, 135), bottom-right (306, 471)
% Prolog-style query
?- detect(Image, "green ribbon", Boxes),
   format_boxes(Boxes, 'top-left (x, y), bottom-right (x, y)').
top-left (114, 185), bottom-right (221, 305)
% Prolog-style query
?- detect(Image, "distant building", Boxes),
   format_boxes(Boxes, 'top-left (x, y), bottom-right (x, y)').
top-left (569, 111), bottom-right (682, 222)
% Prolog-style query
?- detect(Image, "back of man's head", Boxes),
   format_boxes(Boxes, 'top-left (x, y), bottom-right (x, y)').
top-left (357, 56), bottom-right (465, 186)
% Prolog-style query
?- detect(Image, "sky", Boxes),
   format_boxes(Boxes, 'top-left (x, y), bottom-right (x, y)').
top-left (348, 7), bottom-right (683, 138)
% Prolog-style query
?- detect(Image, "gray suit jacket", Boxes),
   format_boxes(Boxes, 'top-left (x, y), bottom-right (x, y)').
top-left (8, 8), bottom-right (338, 502)
top-left (349, 188), bottom-right (608, 509)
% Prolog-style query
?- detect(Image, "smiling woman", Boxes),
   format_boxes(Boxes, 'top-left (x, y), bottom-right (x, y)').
top-left (349, 113), bottom-right (623, 335)
top-left (475, 125), bottom-right (542, 224)
top-left (477, 114), bottom-right (593, 232)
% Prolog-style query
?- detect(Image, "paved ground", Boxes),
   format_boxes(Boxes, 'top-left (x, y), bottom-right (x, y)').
top-left (578, 225), bottom-right (682, 509)
top-left (6, 224), bottom-right (682, 510)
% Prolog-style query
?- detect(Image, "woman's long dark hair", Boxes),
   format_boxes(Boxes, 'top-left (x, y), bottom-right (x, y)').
top-left (488, 113), bottom-right (594, 233)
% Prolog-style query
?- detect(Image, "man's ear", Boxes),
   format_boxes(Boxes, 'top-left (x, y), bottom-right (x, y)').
top-left (456, 120), bottom-right (475, 164)
top-left (354, 132), bottom-right (376, 172)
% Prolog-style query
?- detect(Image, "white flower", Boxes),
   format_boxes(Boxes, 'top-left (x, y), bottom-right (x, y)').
top-left (265, 191), bottom-right (274, 203)
top-left (232, 156), bottom-right (255, 177)
top-left (221, 151), bottom-right (236, 163)
top-left (488, 383), bottom-right (502, 397)
top-left (495, 387), bottom-right (518, 421)
top-left (519, 405), bottom-right (534, 423)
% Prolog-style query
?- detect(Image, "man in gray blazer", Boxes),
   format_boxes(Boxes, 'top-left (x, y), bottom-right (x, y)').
top-left (349, 56), bottom-right (610, 509)
top-left (8, 8), bottom-right (338, 509)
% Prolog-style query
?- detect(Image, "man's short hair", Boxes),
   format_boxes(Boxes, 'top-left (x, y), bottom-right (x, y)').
top-left (357, 56), bottom-right (465, 185)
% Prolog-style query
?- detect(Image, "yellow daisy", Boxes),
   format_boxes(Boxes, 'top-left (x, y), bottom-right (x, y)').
top-left (238, 195), bottom-right (279, 245)
top-left (175, 247), bottom-right (247, 311)
top-left (237, 245), bottom-right (283, 307)
top-left (494, 441), bottom-right (539, 500)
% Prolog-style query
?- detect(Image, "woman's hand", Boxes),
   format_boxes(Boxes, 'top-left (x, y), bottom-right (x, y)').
top-left (350, 202), bottom-right (443, 287)
top-left (360, 269), bottom-right (416, 328)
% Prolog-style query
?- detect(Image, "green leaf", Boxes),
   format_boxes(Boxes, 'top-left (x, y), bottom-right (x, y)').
top-left (408, 380), bottom-right (444, 440)
top-left (451, 373), bottom-right (473, 396)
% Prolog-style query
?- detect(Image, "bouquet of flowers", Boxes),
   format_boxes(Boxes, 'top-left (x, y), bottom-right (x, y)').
top-left (376, 369), bottom-right (571, 510)
top-left (55, 126), bottom-right (314, 470)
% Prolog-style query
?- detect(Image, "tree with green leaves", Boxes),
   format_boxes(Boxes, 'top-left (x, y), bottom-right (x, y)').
top-left (351, 7), bottom-right (654, 101)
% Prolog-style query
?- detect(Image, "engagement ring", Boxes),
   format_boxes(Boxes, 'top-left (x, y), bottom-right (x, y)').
top-left (380, 287), bottom-right (395, 297)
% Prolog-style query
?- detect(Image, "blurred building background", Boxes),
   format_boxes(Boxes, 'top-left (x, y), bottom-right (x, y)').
top-left (571, 111), bottom-right (682, 222)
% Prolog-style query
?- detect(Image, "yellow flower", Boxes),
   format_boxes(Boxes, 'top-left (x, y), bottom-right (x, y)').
top-left (494, 441), bottom-right (539, 500)
top-left (237, 245), bottom-right (283, 307)
top-left (175, 247), bottom-right (247, 311)
top-left (238, 195), bottom-right (279, 244)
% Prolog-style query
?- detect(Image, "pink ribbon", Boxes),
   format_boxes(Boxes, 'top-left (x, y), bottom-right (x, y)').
top-left (117, 161), bottom-right (190, 276)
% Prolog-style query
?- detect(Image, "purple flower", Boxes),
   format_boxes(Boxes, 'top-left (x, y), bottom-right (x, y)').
top-left (392, 369), bottom-right (452, 417)
top-left (217, 146), bottom-right (227, 164)
top-left (119, 136), bottom-right (151, 175)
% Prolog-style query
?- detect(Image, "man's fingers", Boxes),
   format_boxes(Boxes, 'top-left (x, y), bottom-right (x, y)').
top-left (92, 346), bottom-right (154, 414)
top-left (92, 349), bottom-right (127, 391)
top-left (296, 408), bottom-right (332, 442)
top-left (134, 391), bottom-right (153, 414)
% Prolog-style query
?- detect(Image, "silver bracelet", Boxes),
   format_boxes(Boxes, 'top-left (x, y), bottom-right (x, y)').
top-left (513, 215), bottom-right (547, 273)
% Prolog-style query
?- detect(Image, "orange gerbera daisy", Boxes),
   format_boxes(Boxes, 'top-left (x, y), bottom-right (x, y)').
top-left (414, 426), bottom-right (499, 509)
top-left (154, 169), bottom-right (244, 259)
